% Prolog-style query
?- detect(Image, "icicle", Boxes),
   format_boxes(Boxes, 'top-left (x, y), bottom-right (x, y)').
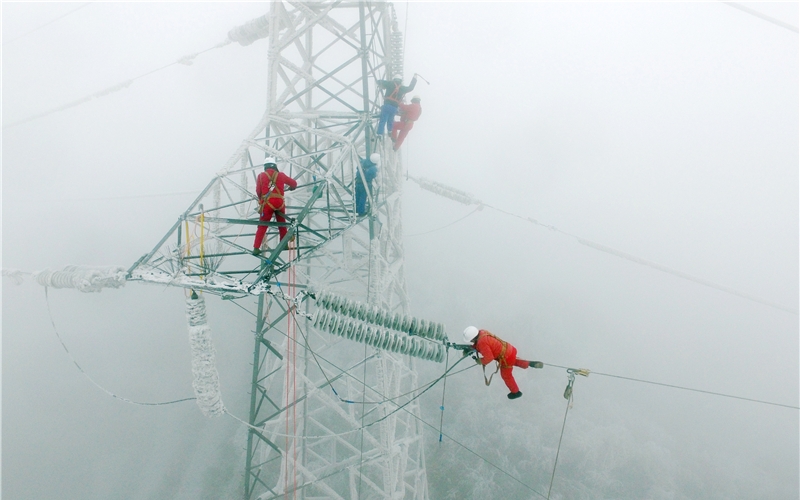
top-left (185, 294), bottom-right (225, 418)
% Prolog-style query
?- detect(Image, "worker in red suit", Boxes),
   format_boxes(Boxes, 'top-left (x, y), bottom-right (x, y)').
top-left (462, 326), bottom-right (543, 399)
top-left (391, 95), bottom-right (422, 151)
top-left (252, 157), bottom-right (297, 256)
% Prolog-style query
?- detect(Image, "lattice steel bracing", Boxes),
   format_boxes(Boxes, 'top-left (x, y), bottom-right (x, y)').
top-left (126, 1), bottom-right (428, 498)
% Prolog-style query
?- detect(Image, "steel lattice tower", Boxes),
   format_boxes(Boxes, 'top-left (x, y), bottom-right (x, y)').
top-left (127, 1), bottom-right (428, 498)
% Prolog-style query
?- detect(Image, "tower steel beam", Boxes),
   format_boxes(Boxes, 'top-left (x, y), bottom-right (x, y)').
top-left (127, 2), bottom-right (428, 499)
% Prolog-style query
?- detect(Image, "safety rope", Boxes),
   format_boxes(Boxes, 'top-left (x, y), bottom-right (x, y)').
top-left (44, 287), bottom-right (196, 406)
top-left (438, 349), bottom-right (449, 442)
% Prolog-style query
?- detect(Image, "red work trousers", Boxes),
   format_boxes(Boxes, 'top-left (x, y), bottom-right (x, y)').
top-left (391, 120), bottom-right (415, 150)
top-left (253, 200), bottom-right (288, 250)
top-left (497, 345), bottom-right (530, 394)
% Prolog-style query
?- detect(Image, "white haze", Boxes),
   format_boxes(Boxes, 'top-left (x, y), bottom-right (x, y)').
top-left (2, 2), bottom-right (798, 499)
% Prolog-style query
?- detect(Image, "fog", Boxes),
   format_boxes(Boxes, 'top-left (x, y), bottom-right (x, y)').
top-left (2, 2), bottom-right (798, 499)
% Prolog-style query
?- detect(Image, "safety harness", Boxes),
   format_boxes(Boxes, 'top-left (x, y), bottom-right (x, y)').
top-left (478, 331), bottom-right (510, 386)
top-left (258, 170), bottom-right (284, 214)
top-left (385, 82), bottom-right (402, 105)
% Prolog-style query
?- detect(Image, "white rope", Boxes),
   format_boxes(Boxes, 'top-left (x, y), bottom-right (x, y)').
top-left (185, 294), bottom-right (225, 417)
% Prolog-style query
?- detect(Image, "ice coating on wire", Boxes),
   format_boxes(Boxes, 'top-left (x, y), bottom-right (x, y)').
top-left (185, 295), bottom-right (225, 417)
top-left (33, 265), bottom-right (127, 292)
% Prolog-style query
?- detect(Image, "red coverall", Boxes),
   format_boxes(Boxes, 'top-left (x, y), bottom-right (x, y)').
top-left (473, 330), bottom-right (530, 394)
top-left (391, 101), bottom-right (422, 151)
top-left (253, 168), bottom-right (298, 250)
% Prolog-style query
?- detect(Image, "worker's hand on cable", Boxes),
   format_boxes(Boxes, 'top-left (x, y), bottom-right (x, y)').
top-left (472, 354), bottom-right (481, 365)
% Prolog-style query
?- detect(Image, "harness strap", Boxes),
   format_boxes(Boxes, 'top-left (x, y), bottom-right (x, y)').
top-left (484, 332), bottom-right (510, 369)
top-left (258, 171), bottom-right (284, 213)
top-left (482, 363), bottom-right (500, 386)
top-left (386, 82), bottom-right (401, 104)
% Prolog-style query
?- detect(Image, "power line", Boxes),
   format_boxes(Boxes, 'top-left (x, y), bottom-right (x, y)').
top-left (3, 39), bottom-right (231, 129)
top-left (44, 287), bottom-right (197, 407)
top-left (408, 176), bottom-right (798, 316)
top-left (545, 363), bottom-right (799, 410)
top-left (4, 3), bottom-right (92, 45)
top-left (722, 2), bottom-right (799, 33)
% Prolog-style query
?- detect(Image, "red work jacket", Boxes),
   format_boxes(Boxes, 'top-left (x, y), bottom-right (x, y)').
top-left (474, 330), bottom-right (517, 369)
top-left (398, 102), bottom-right (422, 122)
top-left (256, 168), bottom-right (297, 212)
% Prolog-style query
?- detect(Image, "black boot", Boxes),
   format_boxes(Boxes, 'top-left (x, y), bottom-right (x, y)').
top-left (507, 391), bottom-right (522, 400)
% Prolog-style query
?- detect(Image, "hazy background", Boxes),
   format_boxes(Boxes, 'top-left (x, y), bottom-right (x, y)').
top-left (3, 2), bottom-right (797, 499)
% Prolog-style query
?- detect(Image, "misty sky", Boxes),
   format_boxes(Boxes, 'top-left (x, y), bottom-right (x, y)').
top-left (2, 2), bottom-right (798, 499)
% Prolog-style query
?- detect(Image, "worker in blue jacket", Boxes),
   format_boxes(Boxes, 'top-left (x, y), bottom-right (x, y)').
top-left (376, 75), bottom-right (417, 136)
top-left (355, 153), bottom-right (380, 216)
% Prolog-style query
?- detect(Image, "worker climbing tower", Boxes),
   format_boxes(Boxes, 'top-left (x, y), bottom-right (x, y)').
top-left (126, 1), bottom-right (428, 498)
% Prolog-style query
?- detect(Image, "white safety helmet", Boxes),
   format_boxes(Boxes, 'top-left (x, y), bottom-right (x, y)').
top-left (369, 153), bottom-right (381, 165)
top-left (463, 326), bottom-right (479, 343)
top-left (263, 157), bottom-right (277, 168)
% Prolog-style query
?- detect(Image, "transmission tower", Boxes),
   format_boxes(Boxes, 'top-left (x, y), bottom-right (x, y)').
top-left (127, 1), bottom-right (429, 498)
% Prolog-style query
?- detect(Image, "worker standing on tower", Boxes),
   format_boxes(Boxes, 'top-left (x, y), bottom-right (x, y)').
top-left (391, 95), bottom-right (422, 151)
top-left (376, 74), bottom-right (417, 137)
top-left (462, 326), bottom-right (543, 399)
top-left (355, 153), bottom-right (380, 216)
top-left (252, 157), bottom-right (297, 256)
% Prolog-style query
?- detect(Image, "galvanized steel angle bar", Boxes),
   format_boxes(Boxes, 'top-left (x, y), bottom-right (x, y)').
top-left (282, 52), bottom-right (364, 111)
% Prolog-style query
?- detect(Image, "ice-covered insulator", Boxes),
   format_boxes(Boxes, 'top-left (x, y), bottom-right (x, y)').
top-left (343, 321), bottom-right (354, 340)
top-left (330, 314), bottom-right (342, 335)
top-left (419, 319), bottom-right (430, 338)
top-left (400, 314), bottom-right (412, 332)
top-left (409, 317), bottom-right (419, 335)
top-left (370, 328), bottom-right (381, 348)
top-left (356, 302), bottom-right (368, 321)
top-left (333, 295), bottom-right (345, 314)
top-left (435, 323), bottom-right (446, 341)
top-left (343, 299), bottom-right (354, 316)
top-left (316, 310), bottom-right (327, 329)
top-left (401, 335), bottom-right (411, 354)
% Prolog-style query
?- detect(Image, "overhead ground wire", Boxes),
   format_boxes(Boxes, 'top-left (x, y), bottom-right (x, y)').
top-left (5, 3), bottom-right (92, 45)
top-left (4, 39), bottom-right (231, 129)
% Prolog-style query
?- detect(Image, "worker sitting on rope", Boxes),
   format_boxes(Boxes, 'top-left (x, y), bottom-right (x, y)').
top-left (253, 157), bottom-right (297, 256)
top-left (463, 326), bottom-right (543, 400)
top-left (376, 74), bottom-right (417, 137)
top-left (391, 95), bottom-right (422, 151)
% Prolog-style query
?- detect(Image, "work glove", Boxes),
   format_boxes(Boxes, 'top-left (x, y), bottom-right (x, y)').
top-left (472, 354), bottom-right (481, 365)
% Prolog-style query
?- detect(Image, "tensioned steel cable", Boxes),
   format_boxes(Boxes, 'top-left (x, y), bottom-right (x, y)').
top-left (722, 2), bottom-right (799, 33)
top-left (3, 39), bottom-right (231, 129)
top-left (408, 176), bottom-right (798, 315)
top-left (5, 3), bottom-right (92, 45)
top-left (545, 363), bottom-right (799, 410)
top-left (44, 287), bottom-right (196, 406)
